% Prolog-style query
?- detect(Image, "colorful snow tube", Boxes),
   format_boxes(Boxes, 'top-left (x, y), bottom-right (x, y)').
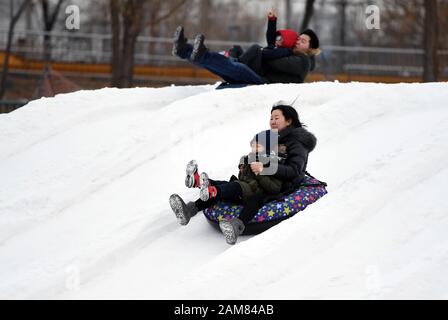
top-left (203, 175), bottom-right (328, 235)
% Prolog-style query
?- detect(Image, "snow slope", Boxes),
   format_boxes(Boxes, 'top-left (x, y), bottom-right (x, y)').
top-left (1, 82), bottom-right (447, 300)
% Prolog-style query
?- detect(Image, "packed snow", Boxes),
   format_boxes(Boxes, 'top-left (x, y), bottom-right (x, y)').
top-left (0, 81), bottom-right (447, 300)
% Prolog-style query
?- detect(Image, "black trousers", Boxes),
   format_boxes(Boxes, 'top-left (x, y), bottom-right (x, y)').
top-left (194, 179), bottom-right (265, 225)
top-left (194, 179), bottom-right (242, 210)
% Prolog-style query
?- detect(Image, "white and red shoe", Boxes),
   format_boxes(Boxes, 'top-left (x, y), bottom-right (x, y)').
top-left (185, 160), bottom-right (200, 188)
top-left (199, 172), bottom-right (217, 202)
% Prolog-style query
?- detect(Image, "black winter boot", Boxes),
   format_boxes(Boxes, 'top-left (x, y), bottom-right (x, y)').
top-left (172, 26), bottom-right (188, 57)
top-left (191, 34), bottom-right (208, 62)
top-left (169, 194), bottom-right (199, 226)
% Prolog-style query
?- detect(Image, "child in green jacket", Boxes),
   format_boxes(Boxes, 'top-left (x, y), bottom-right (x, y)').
top-left (170, 130), bottom-right (284, 244)
top-left (236, 130), bottom-right (284, 202)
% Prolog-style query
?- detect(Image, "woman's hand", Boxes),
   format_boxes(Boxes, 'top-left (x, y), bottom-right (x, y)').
top-left (268, 6), bottom-right (277, 19)
top-left (250, 162), bottom-right (264, 175)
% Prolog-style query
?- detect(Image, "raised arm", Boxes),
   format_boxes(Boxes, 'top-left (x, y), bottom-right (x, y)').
top-left (266, 6), bottom-right (278, 48)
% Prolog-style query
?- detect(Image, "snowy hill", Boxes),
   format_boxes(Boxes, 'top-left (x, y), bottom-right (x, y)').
top-left (1, 82), bottom-right (447, 299)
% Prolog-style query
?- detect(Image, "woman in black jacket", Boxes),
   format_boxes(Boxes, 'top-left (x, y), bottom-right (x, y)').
top-left (227, 104), bottom-right (317, 243)
top-left (169, 103), bottom-right (317, 245)
top-left (254, 103), bottom-right (317, 191)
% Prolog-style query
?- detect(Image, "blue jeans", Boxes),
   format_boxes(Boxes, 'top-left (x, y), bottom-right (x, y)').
top-left (177, 44), bottom-right (266, 85)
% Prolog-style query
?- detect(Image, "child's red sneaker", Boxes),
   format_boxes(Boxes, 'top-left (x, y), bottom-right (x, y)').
top-left (185, 160), bottom-right (200, 188)
top-left (199, 172), bottom-right (217, 201)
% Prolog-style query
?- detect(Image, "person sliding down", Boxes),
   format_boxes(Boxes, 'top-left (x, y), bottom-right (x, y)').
top-left (169, 130), bottom-right (285, 245)
top-left (228, 6), bottom-right (297, 68)
top-left (231, 6), bottom-right (320, 78)
top-left (171, 7), bottom-right (320, 85)
top-left (172, 26), bottom-right (267, 84)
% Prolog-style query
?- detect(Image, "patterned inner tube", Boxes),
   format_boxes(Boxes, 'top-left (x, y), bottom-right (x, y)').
top-left (203, 175), bottom-right (327, 228)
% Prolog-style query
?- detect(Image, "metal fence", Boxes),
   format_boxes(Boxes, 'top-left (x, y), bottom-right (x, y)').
top-left (1, 29), bottom-right (447, 78)
top-left (321, 46), bottom-right (448, 78)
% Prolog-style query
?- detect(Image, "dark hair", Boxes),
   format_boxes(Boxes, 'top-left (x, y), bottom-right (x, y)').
top-left (301, 29), bottom-right (320, 49)
top-left (271, 105), bottom-right (304, 128)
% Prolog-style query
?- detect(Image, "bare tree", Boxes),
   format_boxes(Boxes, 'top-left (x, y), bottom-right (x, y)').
top-left (145, 0), bottom-right (189, 59)
top-left (199, 0), bottom-right (212, 32)
top-left (110, 0), bottom-right (188, 88)
top-left (285, 0), bottom-right (292, 28)
top-left (301, 0), bottom-right (315, 30)
top-left (423, 0), bottom-right (439, 82)
top-left (145, 0), bottom-right (188, 28)
top-left (110, 0), bottom-right (145, 88)
top-left (378, 0), bottom-right (424, 47)
top-left (41, 0), bottom-right (65, 65)
top-left (0, 0), bottom-right (31, 100)
top-left (338, 0), bottom-right (347, 73)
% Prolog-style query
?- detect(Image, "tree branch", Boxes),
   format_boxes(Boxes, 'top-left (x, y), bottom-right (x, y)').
top-left (1, 0), bottom-right (32, 99)
top-left (49, 0), bottom-right (66, 29)
top-left (301, 0), bottom-right (316, 31)
top-left (145, 0), bottom-right (187, 27)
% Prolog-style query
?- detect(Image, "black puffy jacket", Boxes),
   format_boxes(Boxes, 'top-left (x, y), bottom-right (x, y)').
top-left (264, 54), bottom-right (314, 83)
top-left (237, 16), bottom-right (315, 84)
top-left (273, 125), bottom-right (317, 188)
top-left (239, 45), bottom-right (314, 84)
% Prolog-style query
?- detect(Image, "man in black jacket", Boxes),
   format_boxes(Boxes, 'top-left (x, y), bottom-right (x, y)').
top-left (237, 8), bottom-right (320, 84)
top-left (172, 12), bottom-right (320, 85)
top-left (264, 27), bottom-right (319, 84)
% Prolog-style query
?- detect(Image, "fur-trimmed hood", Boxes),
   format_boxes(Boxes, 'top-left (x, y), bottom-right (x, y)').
top-left (279, 126), bottom-right (317, 152)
